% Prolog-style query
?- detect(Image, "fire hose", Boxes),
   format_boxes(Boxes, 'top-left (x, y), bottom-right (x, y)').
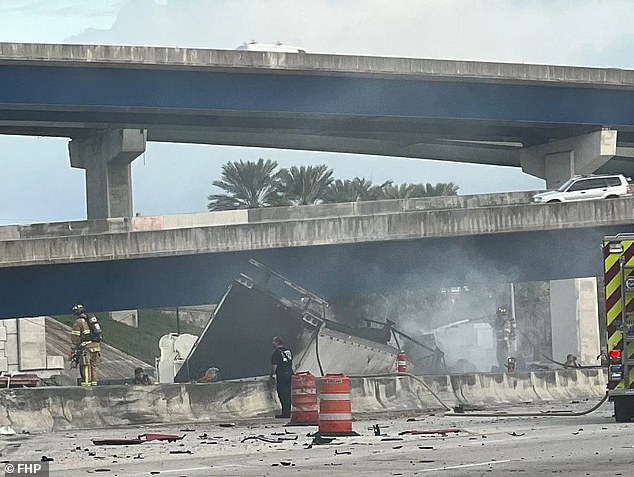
top-left (444, 392), bottom-right (609, 418)
top-left (347, 373), bottom-right (609, 417)
top-left (348, 372), bottom-right (454, 412)
top-left (313, 323), bottom-right (609, 418)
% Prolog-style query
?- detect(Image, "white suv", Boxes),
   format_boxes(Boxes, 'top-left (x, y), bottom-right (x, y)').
top-left (532, 174), bottom-right (631, 203)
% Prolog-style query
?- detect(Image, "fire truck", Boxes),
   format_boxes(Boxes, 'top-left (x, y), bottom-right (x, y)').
top-left (603, 234), bottom-right (634, 421)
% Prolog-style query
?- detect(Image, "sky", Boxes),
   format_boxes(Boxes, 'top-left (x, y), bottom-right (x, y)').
top-left (2, 0), bottom-right (634, 224)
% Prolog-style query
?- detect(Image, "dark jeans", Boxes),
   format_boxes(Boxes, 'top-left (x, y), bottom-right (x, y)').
top-left (276, 373), bottom-right (292, 416)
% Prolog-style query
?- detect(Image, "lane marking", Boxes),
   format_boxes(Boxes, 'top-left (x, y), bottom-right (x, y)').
top-left (420, 459), bottom-right (512, 473)
top-left (127, 466), bottom-right (213, 476)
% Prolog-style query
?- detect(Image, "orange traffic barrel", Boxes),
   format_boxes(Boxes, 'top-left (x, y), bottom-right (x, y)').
top-left (289, 371), bottom-right (319, 425)
top-left (397, 351), bottom-right (407, 373)
top-left (318, 374), bottom-right (358, 436)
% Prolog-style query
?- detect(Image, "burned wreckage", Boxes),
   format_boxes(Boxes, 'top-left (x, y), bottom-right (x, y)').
top-left (174, 260), bottom-right (445, 382)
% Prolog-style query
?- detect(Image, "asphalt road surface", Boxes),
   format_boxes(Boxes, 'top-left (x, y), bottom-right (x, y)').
top-left (4, 398), bottom-right (634, 476)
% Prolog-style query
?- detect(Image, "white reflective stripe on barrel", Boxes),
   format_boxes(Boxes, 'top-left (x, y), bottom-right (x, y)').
top-left (292, 388), bottom-right (317, 394)
top-left (319, 413), bottom-right (353, 421)
top-left (320, 393), bottom-right (350, 400)
top-left (398, 360), bottom-right (406, 364)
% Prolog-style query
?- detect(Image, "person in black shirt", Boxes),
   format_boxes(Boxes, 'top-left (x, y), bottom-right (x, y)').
top-left (132, 367), bottom-right (153, 385)
top-left (269, 336), bottom-right (293, 418)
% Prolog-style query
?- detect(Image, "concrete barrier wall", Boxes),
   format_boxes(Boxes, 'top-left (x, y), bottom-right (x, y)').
top-left (0, 381), bottom-right (279, 433)
top-left (350, 374), bottom-right (455, 413)
top-left (0, 192), bottom-right (537, 241)
top-left (6, 198), bottom-right (634, 268)
top-left (0, 369), bottom-right (607, 432)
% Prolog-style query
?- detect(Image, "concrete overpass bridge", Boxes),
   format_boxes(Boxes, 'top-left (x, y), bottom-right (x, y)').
top-left (3, 43), bottom-right (634, 219)
top-left (1, 192), bottom-right (632, 319)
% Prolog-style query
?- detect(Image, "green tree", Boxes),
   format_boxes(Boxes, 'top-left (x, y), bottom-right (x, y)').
top-left (382, 183), bottom-right (427, 199)
top-left (325, 178), bottom-right (391, 203)
top-left (382, 182), bottom-right (460, 199)
top-left (277, 165), bottom-right (334, 205)
top-left (207, 159), bottom-right (282, 211)
top-left (423, 182), bottom-right (460, 196)
top-left (514, 281), bottom-right (551, 361)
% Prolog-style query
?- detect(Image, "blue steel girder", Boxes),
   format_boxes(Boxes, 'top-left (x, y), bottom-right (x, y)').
top-left (2, 64), bottom-right (634, 130)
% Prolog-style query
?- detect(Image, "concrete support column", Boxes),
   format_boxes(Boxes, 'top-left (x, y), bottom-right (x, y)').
top-left (520, 129), bottom-right (617, 189)
top-left (550, 277), bottom-right (600, 365)
top-left (69, 129), bottom-right (147, 219)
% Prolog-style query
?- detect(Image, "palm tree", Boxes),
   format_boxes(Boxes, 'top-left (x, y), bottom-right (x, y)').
top-left (207, 159), bottom-right (282, 210)
top-left (324, 179), bottom-right (357, 203)
top-left (277, 165), bottom-right (334, 205)
top-left (381, 182), bottom-right (460, 199)
top-left (423, 182), bottom-right (460, 197)
top-left (382, 183), bottom-right (427, 199)
top-left (325, 178), bottom-right (391, 203)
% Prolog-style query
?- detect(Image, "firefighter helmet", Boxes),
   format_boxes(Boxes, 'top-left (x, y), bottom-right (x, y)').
top-left (72, 304), bottom-right (85, 315)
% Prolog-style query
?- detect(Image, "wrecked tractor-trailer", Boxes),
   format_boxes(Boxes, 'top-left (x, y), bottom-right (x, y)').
top-left (174, 260), bottom-right (444, 383)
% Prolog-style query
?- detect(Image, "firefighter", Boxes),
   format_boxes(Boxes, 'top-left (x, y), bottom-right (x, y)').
top-left (196, 367), bottom-right (220, 383)
top-left (133, 367), bottom-right (153, 385)
top-left (495, 307), bottom-right (510, 367)
top-left (564, 353), bottom-right (581, 368)
top-left (70, 304), bottom-right (102, 386)
top-left (269, 336), bottom-right (293, 418)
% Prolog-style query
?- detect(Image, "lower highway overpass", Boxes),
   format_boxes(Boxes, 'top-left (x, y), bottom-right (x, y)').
top-left (1, 193), bottom-right (633, 318)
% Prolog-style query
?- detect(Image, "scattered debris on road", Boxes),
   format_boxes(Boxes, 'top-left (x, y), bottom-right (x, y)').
top-left (139, 433), bottom-right (184, 442)
top-left (311, 435), bottom-right (337, 445)
top-left (92, 438), bottom-right (144, 446)
top-left (241, 435), bottom-right (283, 444)
top-left (398, 429), bottom-right (464, 436)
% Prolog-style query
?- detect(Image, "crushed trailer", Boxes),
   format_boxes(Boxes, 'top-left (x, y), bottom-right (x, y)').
top-left (174, 260), bottom-right (443, 382)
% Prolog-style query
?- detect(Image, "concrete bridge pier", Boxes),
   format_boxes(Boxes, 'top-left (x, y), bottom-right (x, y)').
top-left (69, 128), bottom-right (146, 327)
top-left (519, 129), bottom-right (616, 362)
top-left (69, 128), bottom-right (147, 220)
top-left (549, 277), bottom-right (601, 366)
top-left (520, 129), bottom-right (617, 189)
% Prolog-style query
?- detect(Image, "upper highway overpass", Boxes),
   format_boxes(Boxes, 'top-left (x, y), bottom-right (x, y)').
top-left (1, 193), bottom-right (633, 318)
top-left (3, 43), bottom-right (634, 219)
